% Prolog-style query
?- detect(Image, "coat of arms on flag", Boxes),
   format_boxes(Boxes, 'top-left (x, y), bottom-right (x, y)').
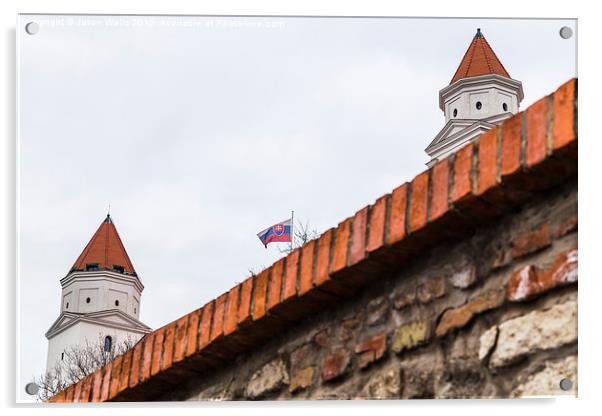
top-left (257, 218), bottom-right (292, 248)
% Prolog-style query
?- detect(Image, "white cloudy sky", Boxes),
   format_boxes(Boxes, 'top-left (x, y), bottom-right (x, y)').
top-left (16, 14), bottom-right (575, 399)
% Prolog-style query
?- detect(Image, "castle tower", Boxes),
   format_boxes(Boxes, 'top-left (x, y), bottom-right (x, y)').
top-left (45, 214), bottom-right (151, 373)
top-left (425, 28), bottom-right (524, 166)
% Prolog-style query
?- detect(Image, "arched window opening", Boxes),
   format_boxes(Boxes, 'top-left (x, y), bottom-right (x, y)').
top-left (104, 335), bottom-right (113, 352)
top-left (115, 300), bottom-right (119, 307)
top-left (476, 101), bottom-right (482, 110)
top-left (453, 108), bottom-right (458, 117)
top-left (503, 102), bottom-right (508, 111)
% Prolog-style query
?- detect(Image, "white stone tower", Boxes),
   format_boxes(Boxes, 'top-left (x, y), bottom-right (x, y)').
top-left (45, 214), bottom-right (151, 373)
top-left (426, 28), bottom-right (524, 166)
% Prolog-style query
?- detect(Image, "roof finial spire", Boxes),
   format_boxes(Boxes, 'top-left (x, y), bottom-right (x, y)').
top-left (106, 204), bottom-right (112, 223)
top-left (475, 28), bottom-right (483, 38)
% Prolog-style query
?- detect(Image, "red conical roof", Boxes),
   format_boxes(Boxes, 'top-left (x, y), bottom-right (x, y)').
top-left (450, 28), bottom-right (510, 85)
top-left (70, 214), bottom-right (137, 276)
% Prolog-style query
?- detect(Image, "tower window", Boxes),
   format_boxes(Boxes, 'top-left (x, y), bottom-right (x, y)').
top-left (134, 307), bottom-right (137, 314)
top-left (61, 352), bottom-right (64, 360)
top-left (86, 297), bottom-right (91, 304)
top-left (112, 265), bottom-right (124, 274)
top-left (104, 336), bottom-right (112, 352)
top-left (115, 300), bottom-right (119, 307)
top-left (65, 302), bottom-right (69, 309)
top-left (453, 108), bottom-right (458, 117)
top-left (85, 263), bottom-right (99, 271)
top-left (503, 103), bottom-right (508, 111)
top-left (476, 101), bottom-right (482, 110)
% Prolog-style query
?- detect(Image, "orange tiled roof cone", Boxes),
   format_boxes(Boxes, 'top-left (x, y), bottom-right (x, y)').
top-left (426, 28), bottom-right (524, 167)
top-left (70, 214), bottom-right (137, 276)
top-left (450, 28), bottom-right (510, 84)
top-left (45, 214), bottom-right (151, 377)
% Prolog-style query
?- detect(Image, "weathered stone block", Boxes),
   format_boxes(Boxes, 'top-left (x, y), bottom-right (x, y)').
top-left (313, 329), bottom-right (330, 348)
top-left (510, 222), bottom-right (551, 259)
top-left (507, 249), bottom-right (577, 302)
top-left (289, 367), bottom-right (315, 394)
top-left (489, 300), bottom-right (577, 368)
top-left (449, 264), bottom-right (477, 289)
top-left (365, 296), bottom-right (389, 327)
top-left (478, 326), bottom-right (498, 362)
top-left (245, 359), bottom-right (289, 399)
top-left (511, 355), bottom-right (577, 397)
top-left (355, 333), bottom-right (386, 369)
top-left (290, 343), bottom-right (313, 369)
top-left (392, 291), bottom-right (415, 310)
top-left (322, 349), bottom-right (351, 382)
top-left (360, 367), bottom-right (401, 399)
top-left (435, 290), bottom-right (504, 337)
top-left (392, 320), bottom-right (430, 353)
top-left (339, 315), bottom-right (360, 341)
top-left (417, 276), bottom-right (446, 304)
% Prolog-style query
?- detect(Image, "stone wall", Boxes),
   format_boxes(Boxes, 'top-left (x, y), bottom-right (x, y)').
top-left (48, 78), bottom-right (577, 403)
top-left (163, 180), bottom-right (577, 400)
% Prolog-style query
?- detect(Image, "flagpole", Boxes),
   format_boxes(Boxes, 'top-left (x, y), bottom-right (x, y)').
top-left (290, 210), bottom-right (294, 252)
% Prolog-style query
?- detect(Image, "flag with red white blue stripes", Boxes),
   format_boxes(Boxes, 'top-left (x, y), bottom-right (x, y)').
top-left (257, 218), bottom-right (292, 248)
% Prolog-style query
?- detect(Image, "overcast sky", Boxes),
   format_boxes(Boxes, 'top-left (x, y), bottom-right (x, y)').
top-left (16, 14), bottom-right (575, 400)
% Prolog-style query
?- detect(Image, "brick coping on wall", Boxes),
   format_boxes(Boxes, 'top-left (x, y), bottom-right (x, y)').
top-left (48, 78), bottom-right (577, 403)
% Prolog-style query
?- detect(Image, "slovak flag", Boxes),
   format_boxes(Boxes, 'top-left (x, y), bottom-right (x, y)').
top-left (257, 218), bottom-right (292, 248)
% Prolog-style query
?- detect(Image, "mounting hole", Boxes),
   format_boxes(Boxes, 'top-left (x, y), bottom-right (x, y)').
top-left (25, 22), bottom-right (39, 35)
top-left (559, 378), bottom-right (573, 391)
top-left (559, 26), bottom-right (573, 40)
top-left (25, 382), bottom-right (40, 395)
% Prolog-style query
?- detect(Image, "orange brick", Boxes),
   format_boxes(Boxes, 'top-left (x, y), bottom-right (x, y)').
top-left (451, 143), bottom-right (474, 202)
top-left (282, 250), bottom-right (300, 301)
top-left (253, 269), bottom-right (269, 319)
top-left (526, 96), bottom-right (548, 167)
top-left (162, 321), bottom-right (176, 370)
top-left (51, 390), bottom-right (65, 403)
top-left (128, 341), bottom-right (142, 388)
top-left (268, 259), bottom-right (284, 310)
top-left (349, 206), bottom-right (368, 265)
top-left (409, 171), bottom-right (429, 232)
top-left (238, 278), bottom-right (253, 325)
top-left (117, 349), bottom-right (132, 395)
top-left (367, 196), bottom-right (387, 252)
top-left (139, 332), bottom-right (154, 383)
top-left (501, 113), bottom-right (522, 177)
top-left (299, 240), bottom-right (316, 295)
top-left (477, 128), bottom-right (499, 194)
top-left (430, 159), bottom-right (449, 221)
top-left (108, 354), bottom-right (123, 399)
top-left (331, 218), bottom-right (351, 273)
top-left (210, 294), bottom-right (227, 341)
top-left (91, 368), bottom-right (103, 402)
top-left (315, 229), bottom-right (333, 285)
top-left (199, 302), bottom-right (214, 349)
top-left (150, 327), bottom-right (166, 376)
top-left (185, 308), bottom-right (201, 358)
top-left (72, 379), bottom-right (83, 402)
top-left (224, 284), bottom-right (240, 335)
top-left (100, 361), bottom-right (113, 401)
top-left (389, 183), bottom-right (408, 244)
top-left (80, 374), bottom-right (93, 402)
top-left (65, 385), bottom-right (74, 402)
top-left (174, 314), bottom-right (190, 362)
top-left (553, 78), bottom-right (576, 151)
